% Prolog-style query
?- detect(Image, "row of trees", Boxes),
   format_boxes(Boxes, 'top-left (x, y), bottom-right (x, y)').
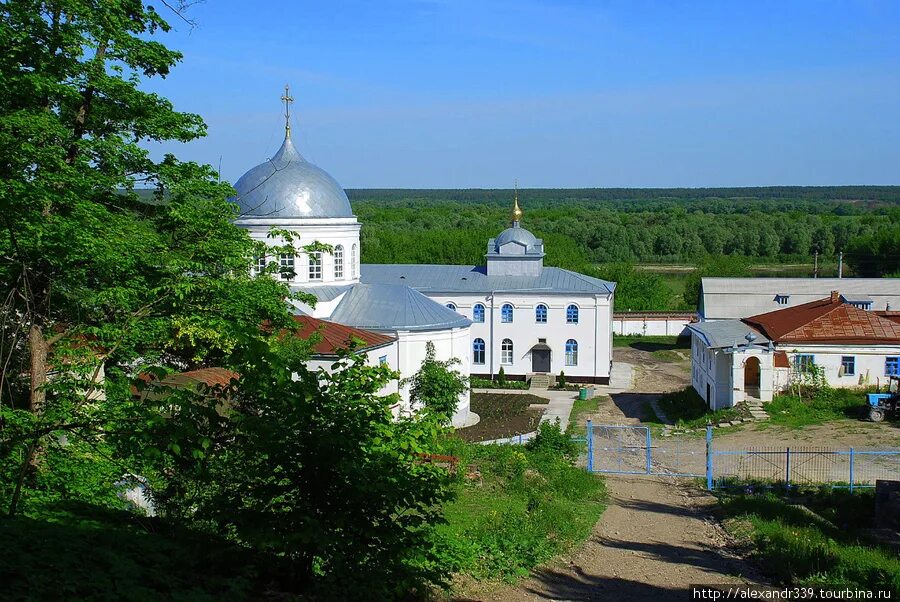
top-left (0, 2), bottom-right (463, 598)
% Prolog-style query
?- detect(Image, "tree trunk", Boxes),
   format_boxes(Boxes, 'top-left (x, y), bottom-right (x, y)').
top-left (28, 324), bottom-right (48, 413)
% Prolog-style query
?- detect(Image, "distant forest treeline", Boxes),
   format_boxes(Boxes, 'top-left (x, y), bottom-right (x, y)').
top-left (349, 188), bottom-right (899, 268)
top-left (347, 187), bottom-right (900, 311)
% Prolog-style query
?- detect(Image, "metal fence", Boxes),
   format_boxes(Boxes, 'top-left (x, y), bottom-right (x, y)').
top-left (585, 420), bottom-right (900, 490)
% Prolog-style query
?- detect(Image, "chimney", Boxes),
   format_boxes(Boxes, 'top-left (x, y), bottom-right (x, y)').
top-left (830, 290), bottom-right (840, 303)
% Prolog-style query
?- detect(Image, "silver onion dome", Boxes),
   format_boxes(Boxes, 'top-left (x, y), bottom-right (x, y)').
top-left (494, 225), bottom-right (539, 251)
top-left (231, 134), bottom-right (354, 219)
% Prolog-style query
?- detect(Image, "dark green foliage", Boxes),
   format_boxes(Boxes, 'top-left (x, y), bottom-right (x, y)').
top-left (764, 388), bottom-right (866, 428)
top-left (845, 209), bottom-right (900, 277)
top-left (557, 371), bottom-right (566, 387)
top-left (719, 489), bottom-right (899, 594)
top-left (0, 502), bottom-right (299, 600)
top-left (683, 255), bottom-right (752, 308)
top-left (435, 438), bottom-right (606, 581)
top-left (497, 366), bottom-right (507, 386)
top-left (469, 376), bottom-right (529, 390)
top-left (403, 341), bottom-right (468, 423)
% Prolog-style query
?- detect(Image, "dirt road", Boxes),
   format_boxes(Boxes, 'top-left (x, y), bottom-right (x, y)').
top-left (475, 347), bottom-right (762, 601)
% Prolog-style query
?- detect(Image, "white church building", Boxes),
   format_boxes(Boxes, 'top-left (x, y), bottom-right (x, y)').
top-left (229, 91), bottom-right (616, 426)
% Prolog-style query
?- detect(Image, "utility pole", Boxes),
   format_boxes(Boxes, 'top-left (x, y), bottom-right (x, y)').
top-left (838, 251), bottom-right (843, 279)
top-left (814, 250), bottom-right (818, 278)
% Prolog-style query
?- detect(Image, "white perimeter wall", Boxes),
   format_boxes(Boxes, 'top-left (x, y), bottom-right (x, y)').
top-left (427, 293), bottom-right (613, 381)
top-left (613, 314), bottom-right (694, 337)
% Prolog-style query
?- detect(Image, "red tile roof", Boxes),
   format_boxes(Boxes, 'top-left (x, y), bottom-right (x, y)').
top-left (743, 293), bottom-right (900, 345)
top-left (292, 315), bottom-right (396, 356)
top-left (162, 367), bottom-right (239, 388)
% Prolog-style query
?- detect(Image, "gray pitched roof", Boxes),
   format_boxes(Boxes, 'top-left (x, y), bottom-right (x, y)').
top-left (700, 277), bottom-right (900, 319)
top-left (328, 283), bottom-right (471, 332)
top-left (687, 320), bottom-right (769, 349)
top-left (292, 284), bottom-right (353, 302)
top-left (360, 264), bottom-right (615, 295)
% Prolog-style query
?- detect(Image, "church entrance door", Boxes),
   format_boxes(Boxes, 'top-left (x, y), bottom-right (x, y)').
top-left (532, 349), bottom-right (550, 373)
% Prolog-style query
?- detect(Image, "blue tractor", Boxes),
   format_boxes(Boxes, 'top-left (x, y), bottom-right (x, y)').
top-left (867, 376), bottom-right (899, 422)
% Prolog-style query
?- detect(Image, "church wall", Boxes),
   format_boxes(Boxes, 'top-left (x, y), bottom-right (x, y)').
top-left (428, 292), bottom-right (613, 383)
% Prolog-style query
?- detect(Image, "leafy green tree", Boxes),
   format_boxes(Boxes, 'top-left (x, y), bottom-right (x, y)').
top-left (127, 350), bottom-right (455, 598)
top-left (403, 341), bottom-right (468, 423)
top-left (0, 0), bottom-right (300, 515)
top-left (682, 255), bottom-right (751, 309)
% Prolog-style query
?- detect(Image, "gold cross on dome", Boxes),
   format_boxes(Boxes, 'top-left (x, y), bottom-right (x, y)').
top-left (281, 84), bottom-right (294, 136)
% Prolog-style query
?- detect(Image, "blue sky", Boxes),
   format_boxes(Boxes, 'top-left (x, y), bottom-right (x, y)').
top-left (148, 1), bottom-right (900, 188)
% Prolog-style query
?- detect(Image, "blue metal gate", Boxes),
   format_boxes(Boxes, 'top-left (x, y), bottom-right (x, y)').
top-left (585, 420), bottom-right (900, 489)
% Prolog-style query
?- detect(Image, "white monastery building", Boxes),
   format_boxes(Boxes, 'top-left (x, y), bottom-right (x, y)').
top-left (699, 277), bottom-right (900, 320)
top-left (228, 90), bottom-right (616, 426)
top-left (688, 291), bottom-right (900, 410)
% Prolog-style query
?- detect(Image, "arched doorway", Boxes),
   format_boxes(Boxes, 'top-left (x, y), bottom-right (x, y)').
top-left (744, 356), bottom-right (761, 398)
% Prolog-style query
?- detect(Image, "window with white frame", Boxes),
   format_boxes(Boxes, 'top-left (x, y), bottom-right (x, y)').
top-left (886, 357), bottom-right (899, 376)
top-left (334, 245), bottom-right (344, 279)
top-left (840, 356), bottom-right (855, 376)
top-left (565, 339), bottom-right (578, 366)
top-left (379, 355), bottom-right (388, 365)
top-left (473, 338), bottom-right (485, 364)
top-left (351, 244), bottom-right (357, 278)
top-left (308, 252), bottom-right (322, 280)
top-left (535, 303), bottom-right (547, 323)
top-left (501, 303), bottom-right (514, 323)
top-left (254, 254), bottom-right (267, 275)
top-left (793, 354), bottom-right (815, 373)
top-left (473, 303), bottom-right (485, 323)
top-left (279, 253), bottom-right (295, 280)
top-left (566, 304), bottom-right (579, 324)
top-left (501, 338), bottom-right (513, 364)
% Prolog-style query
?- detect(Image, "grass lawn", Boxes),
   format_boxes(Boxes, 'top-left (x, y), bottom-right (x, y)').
top-left (764, 388), bottom-right (868, 428)
top-left (567, 394), bottom-right (602, 437)
top-left (456, 392), bottom-right (545, 442)
top-left (437, 438), bottom-right (607, 583)
top-left (656, 387), bottom-right (745, 429)
top-left (718, 488), bottom-right (899, 595)
top-left (613, 334), bottom-right (690, 350)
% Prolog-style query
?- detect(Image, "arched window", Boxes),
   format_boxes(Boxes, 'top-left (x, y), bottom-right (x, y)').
top-left (446, 302), bottom-right (457, 311)
top-left (473, 303), bottom-right (485, 323)
top-left (535, 303), bottom-right (548, 323)
top-left (351, 244), bottom-right (357, 279)
top-left (501, 338), bottom-right (514, 365)
top-left (501, 303), bottom-right (514, 323)
top-left (308, 252), bottom-right (322, 280)
top-left (565, 339), bottom-right (578, 366)
top-left (473, 338), bottom-right (485, 365)
top-left (279, 253), bottom-right (295, 281)
top-left (566, 304), bottom-right (579, 324)
top-left (334, 245), bottom-right (344, 279)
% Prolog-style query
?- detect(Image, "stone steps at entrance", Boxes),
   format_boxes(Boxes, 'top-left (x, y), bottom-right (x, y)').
top-left (530, 374), bottom-right (551, 389)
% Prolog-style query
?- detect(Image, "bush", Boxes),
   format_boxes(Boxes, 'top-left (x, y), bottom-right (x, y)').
top-left (765, 388), bottom-right (864, 428)
top-left (497, 366), bottom-right (507, 386)
top-left (657, 387), bottom-right (742, 428)
top-left (557, 371), bottom-right (566, 387)
top-left (434, 439), bottom-right (606, 582)
top-left (469, 377), bottom-right (528, 391)
top-left (526, 420), bottom-right (579, 462)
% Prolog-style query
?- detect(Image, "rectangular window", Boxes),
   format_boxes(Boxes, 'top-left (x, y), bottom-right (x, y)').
top-left (379, 355), bottom-right (388, 365)
top-left (279, 253), bottom-right (294, 280)
top-left (840, 356), bottom-right (855, 376)
top-left (308, 252), bottom-right (322, 281)
top-left (254, 254), bottom-right (266, 275)
top-left (775, 295), bottom-right (790, 305)
top-left (886, 357), bottom-right (899, 376)
top-left (794, 354), bottom-right (815, 373)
